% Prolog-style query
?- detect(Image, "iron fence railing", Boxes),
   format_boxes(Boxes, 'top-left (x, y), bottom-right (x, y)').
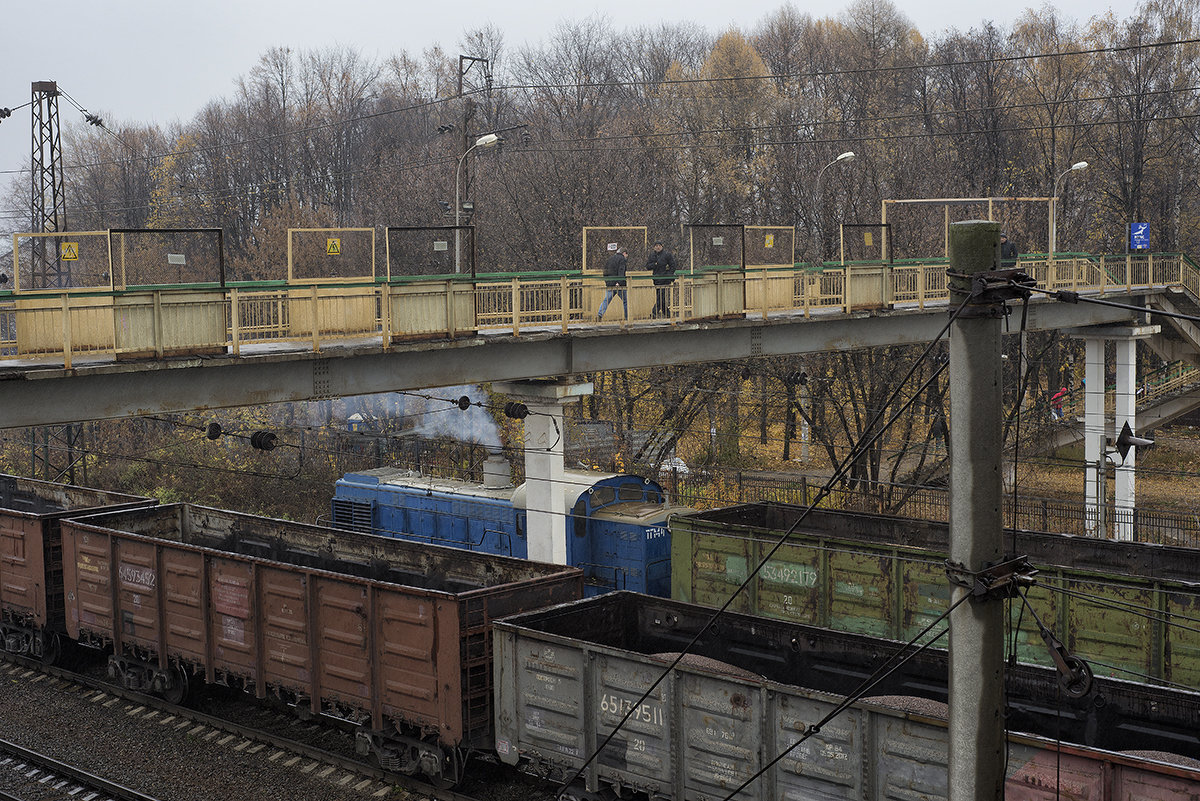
top-left (0, 252), bottom-right (1193, 367)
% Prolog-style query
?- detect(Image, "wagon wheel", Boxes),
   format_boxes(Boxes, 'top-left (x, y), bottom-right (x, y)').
top-left (161, 666), bottom-right (190, 706)
top-left (37, 631), bottom-right (62, 666)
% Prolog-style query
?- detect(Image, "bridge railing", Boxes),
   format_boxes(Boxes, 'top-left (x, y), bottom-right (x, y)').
top-left (0, 252), bottom-right (1193, 366)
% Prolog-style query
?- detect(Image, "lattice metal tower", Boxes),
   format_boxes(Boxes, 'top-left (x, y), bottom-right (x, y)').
top-left (28, 80), bottom-right (85, 483)
top-left (30, 81), bottom-right (68, 288)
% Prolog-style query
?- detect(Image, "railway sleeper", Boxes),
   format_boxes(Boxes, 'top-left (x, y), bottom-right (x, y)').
top-left (355, 729), bottom-right (464, 786)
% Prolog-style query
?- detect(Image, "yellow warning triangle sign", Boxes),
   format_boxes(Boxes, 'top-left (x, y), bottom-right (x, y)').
top-left (61, 242), bottom-right (79, 260)
top-left (326, 238), bottom-right (341, 256)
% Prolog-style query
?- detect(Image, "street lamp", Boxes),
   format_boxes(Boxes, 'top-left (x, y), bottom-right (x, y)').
top-left (455, 133), bottom-right (502, 273)
top-left (811, 151), bottom-right (855, 264)
top-left (1049, 160), bottom-right (1088, 260)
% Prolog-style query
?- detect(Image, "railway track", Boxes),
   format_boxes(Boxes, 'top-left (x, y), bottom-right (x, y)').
top-left (0, 653), bottom-right (491, 801)
top-left (0, 736), bottom-right (162, 801)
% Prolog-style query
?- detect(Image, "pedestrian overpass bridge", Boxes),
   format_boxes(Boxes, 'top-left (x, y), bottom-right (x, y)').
top-left (1, 252), bottom-right (1197, 430)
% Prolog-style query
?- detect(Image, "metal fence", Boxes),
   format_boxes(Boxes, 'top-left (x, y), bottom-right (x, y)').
top-left (1, 251), bottom-right (1193, 367)
top-left (658, 469), bottom-right (1200, 546)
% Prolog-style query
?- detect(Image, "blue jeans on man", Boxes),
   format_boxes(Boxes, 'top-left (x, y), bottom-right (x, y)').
top-left (598, 286), bottom-right (626, 319)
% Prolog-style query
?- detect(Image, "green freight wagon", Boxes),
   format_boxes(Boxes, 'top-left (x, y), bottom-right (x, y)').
top-left (670, 503), bottom-right (1200, 688)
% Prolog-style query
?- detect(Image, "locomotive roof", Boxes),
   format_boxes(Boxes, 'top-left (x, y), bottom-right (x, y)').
top-left (510, 469), bottom-right (624, 511)
top-left (591, 500), bottom-right (692, 525)
top-left (341, 466), bottom-right (641, 511)
top-left (342, 466), bottom-right (522, 502)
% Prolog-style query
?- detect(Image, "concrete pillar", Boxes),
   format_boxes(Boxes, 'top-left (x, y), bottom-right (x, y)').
top-left (1113, 338), bottom-right (1137, 541)
top-left (1070, 325), bottom-right (1157, 539)
top-left (947, 220), bottom-right (1005, 801)
top-left (492, 379), bottom-right (593, 565)
top-left (1083, 337), bottom-right (1105, 535)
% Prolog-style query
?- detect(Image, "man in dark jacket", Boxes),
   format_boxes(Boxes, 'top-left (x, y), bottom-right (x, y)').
top-left (598, 247), bottom-right (628, 320)
top-left (1000, 232), bottom-right (1018, 267)
top-left (645, 241), bottom-right (678, 318)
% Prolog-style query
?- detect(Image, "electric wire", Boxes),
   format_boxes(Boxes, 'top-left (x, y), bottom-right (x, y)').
top-left (1040, 286), bottom-right (1200, 324)
top-left (470, 82), bottom-right (1200, 151)
top-left (1071, 657), bottom-right (1200, 693)
top-left (0, 89), bottom-right (483, 177)
top-left (3, 35), bottom-right (1191, 182)
top-left (3, 94), bottom-right (1196, 225)
top-left (716, 606), bottom-right (965, 801)
top-left (1040, 583), bottom-right (1200, 638)
top-left (552, 294), bottom-right (970, 798)
top-left (57, 89), bottom-right (140, 156)
top-left (497, 37), bottom-right (1200, 92)
top-left (1002, 289), bottom-right (1034, 784)
top-left (1, 435), bottom-right (303, 481)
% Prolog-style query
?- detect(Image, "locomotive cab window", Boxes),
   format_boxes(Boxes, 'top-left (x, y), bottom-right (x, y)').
top-left (618, 484), bottom-right (643, 501)
top-left (591, 486), bottom-right (615, 507)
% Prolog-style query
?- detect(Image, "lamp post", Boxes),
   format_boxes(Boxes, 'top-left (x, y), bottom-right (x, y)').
top-left (455, 133), bottom-right (501, 273)
top-left (811, 151), bottom-right (855, 264)
top-left (1049, 160), bottom-right (1088, 260)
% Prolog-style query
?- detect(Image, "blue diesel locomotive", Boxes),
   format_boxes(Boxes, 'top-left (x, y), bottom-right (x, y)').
top-left (331, 457), bottom-right (690, 596)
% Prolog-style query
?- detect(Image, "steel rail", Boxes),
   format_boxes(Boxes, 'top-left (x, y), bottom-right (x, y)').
top-left (0, 653), bottom-right (481, 801)
top-left (0, 736), bottom-right (162, 801)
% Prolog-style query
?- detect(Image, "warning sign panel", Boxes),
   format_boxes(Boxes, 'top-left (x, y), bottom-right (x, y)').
top-left (764, 234), bottom-right (775, 249)
top-left (326, 238), bottom-right (341, 256)
top-left (864, 232), bottom-right (874, 247)
top-left (61, 242), bottom-right (79, 260)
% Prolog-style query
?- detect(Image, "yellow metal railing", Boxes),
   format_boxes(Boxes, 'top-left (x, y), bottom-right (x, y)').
top-left (0, 253), bottom-right (1195, 367)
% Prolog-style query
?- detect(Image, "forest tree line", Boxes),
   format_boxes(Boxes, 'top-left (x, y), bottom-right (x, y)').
top-left (4, 0), bottom-right (1199, 279)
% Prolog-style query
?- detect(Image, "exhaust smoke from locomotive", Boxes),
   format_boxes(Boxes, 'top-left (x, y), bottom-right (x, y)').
top-left (414, 385), bottom-right (503, 449)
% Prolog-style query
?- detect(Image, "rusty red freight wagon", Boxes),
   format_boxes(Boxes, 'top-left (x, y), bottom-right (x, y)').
top-left (60, 503), bottom-right (582, 784)
top-left (0, 474), bottom-right (154, 663)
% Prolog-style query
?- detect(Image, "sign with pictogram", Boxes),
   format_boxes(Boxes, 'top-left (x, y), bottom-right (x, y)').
top-left (764, 234), bottom-right (775, 248)
top-left (326, 238), bottom-right (341, 256)
top-left (61, 242), bottom-right (79, 260)
top-left (1129, 223), bottom-right (1149, 251)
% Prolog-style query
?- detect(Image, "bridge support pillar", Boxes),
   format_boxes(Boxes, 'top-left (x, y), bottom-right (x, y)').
top-left (1084, 338), bottom-right (1105, 535)
top-left (493, 378), bottom-right (593, 565)
top-left (1114, 338), bottom-right (1138, 541)
top-left (1071, 324), bottom-right (1157, 539)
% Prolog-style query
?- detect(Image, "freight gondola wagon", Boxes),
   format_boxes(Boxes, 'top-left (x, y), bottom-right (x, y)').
top-left (60, 503), bottom-right (583, 785)
top-left (493, 592), bottom-right (1200, 801)
top-left (670, 503), bottom-right (1200, 687)
top-left (0, 474), bottom-right (154, 663)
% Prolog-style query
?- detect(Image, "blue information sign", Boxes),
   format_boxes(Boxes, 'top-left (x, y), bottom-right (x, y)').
top-left (1129, 222), bottom-right (1150, 250)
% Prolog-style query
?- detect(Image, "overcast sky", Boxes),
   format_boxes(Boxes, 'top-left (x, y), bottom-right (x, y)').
top-left (2, 0), bottom-right (1144, 228)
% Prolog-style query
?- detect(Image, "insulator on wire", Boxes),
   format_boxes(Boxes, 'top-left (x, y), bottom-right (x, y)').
top-left (250, 430), bottom-right (277, 450)
top-left (84, 113), bottom-right (103, 127)
top-left (504, 401), bottom-right (529, 420)
top-left (456, 395), bottom-right (472, 410)
top-left (205, 422), bottom-right (222, 440)
top-left (0, 108), bottom-right (11, 120)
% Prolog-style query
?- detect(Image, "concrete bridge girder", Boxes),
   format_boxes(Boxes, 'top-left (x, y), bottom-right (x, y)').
top-left (0, 293), bottom-right (1152, 430)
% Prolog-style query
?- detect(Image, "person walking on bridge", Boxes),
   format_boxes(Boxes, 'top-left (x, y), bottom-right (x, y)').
top-left (598, 247), bottom-right (628, 321)
top-left (646, 241), bottom-right (678, 318)
top-left (1000, 231), bottom-right (1019, 268)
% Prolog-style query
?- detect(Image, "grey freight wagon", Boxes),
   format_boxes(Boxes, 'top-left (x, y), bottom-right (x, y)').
top-left (493, 592), bottom-right (1200, 801)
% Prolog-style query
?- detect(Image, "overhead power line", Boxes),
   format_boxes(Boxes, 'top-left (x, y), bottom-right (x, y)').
top-left (1, 35), bottom-right (1192, 180)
